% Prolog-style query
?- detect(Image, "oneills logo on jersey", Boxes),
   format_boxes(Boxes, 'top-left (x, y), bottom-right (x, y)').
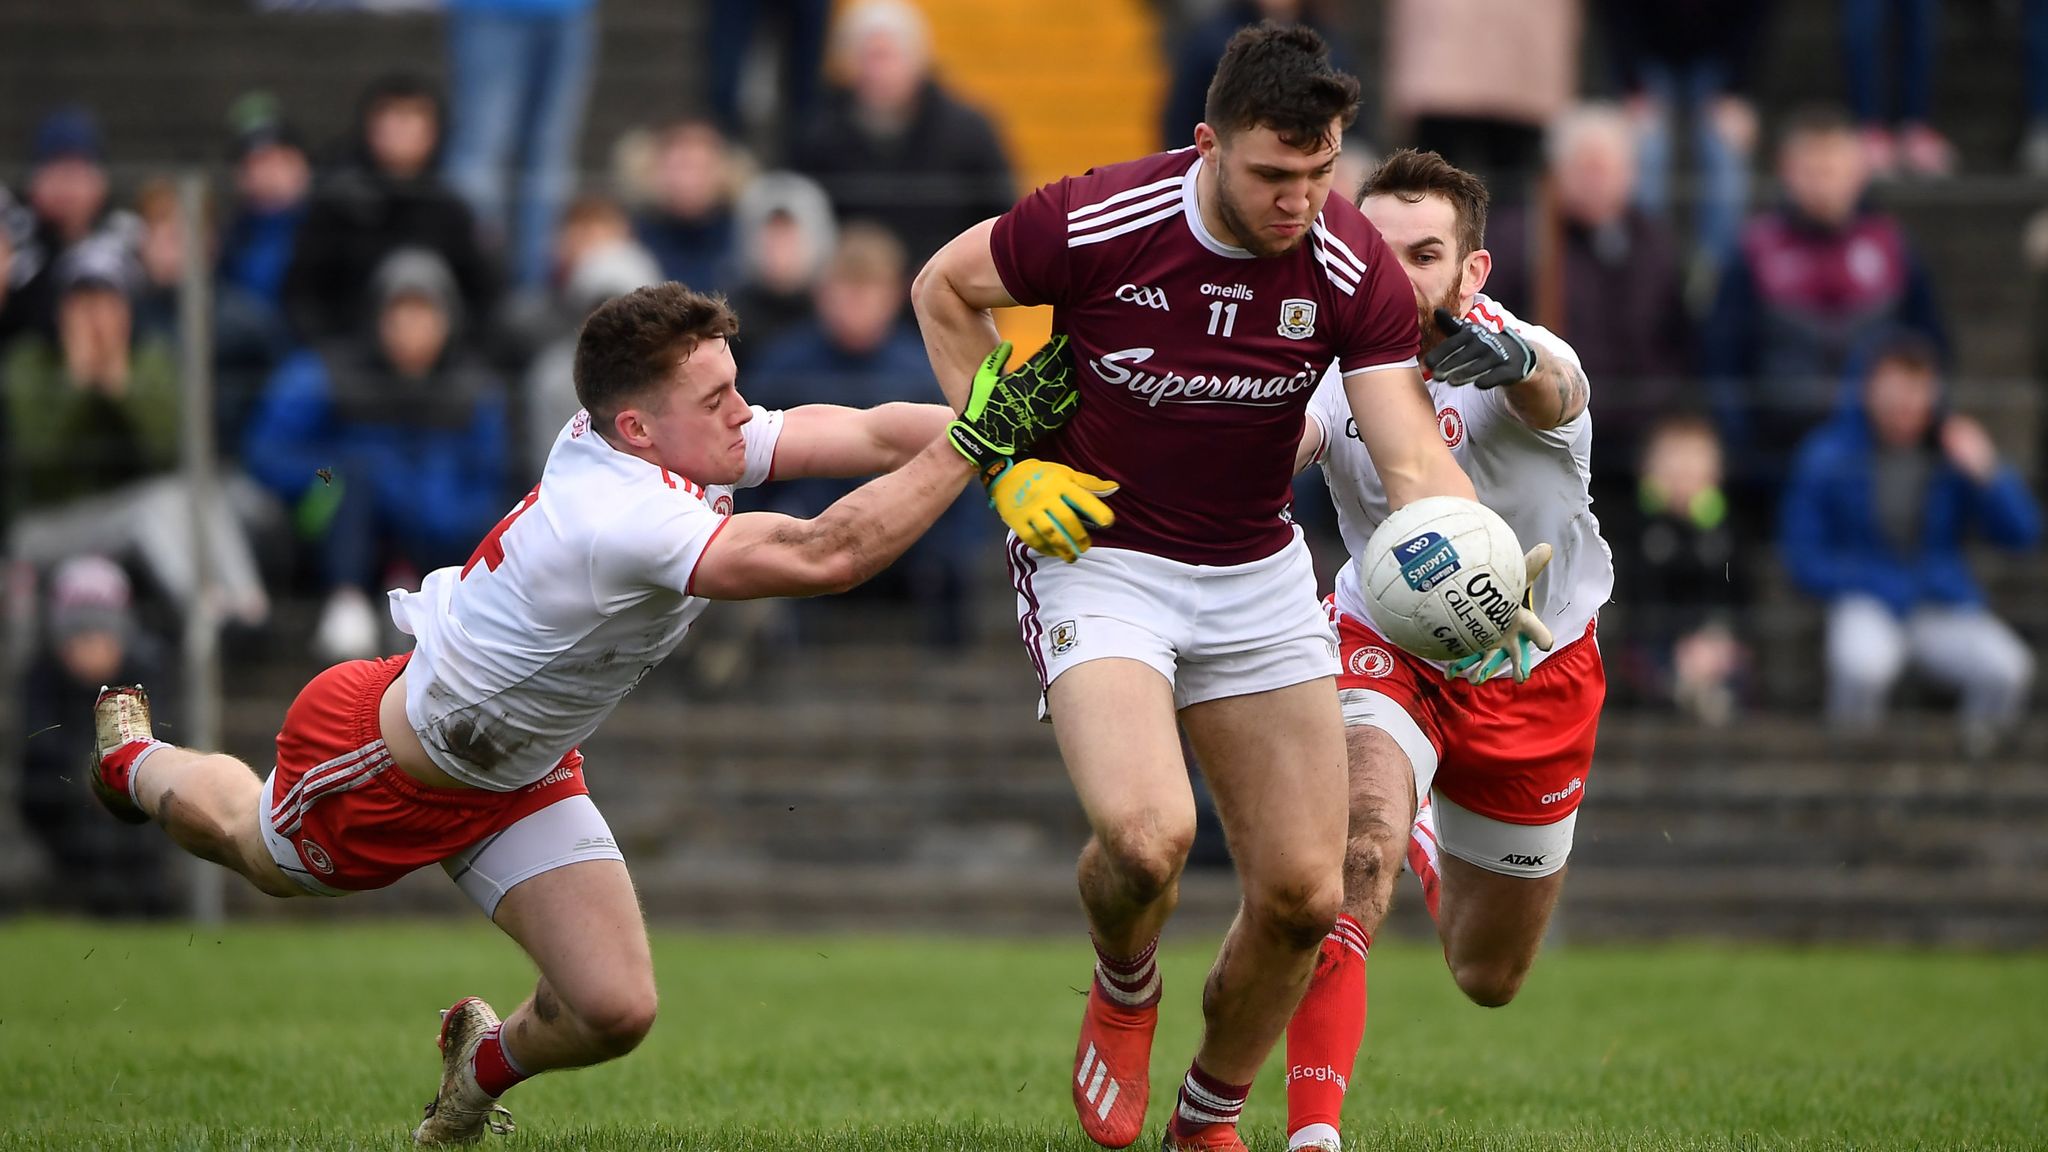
top-left (1277, 298), bottom-right (1317, 340)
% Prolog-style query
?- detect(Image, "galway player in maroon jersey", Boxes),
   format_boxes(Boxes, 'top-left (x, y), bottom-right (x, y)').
top-left (912, 24), bottom-right (1476, 1152)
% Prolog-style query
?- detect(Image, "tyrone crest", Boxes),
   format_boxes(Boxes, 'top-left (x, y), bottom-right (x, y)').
top-left (1278, 298), bottom-right (1317, 340)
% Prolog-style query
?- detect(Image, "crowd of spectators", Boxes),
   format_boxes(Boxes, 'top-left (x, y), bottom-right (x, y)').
top-left (0, 0), bottom-right (2041, 805)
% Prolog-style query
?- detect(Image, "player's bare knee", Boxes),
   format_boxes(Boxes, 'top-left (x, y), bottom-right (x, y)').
top-left (1096, 817), bottom-right (1193, 904)
top-left (1451, 957), bottom-right (1530, 1008)
top-left (575, 986), bottom-right (659, 1057)
top-left (1341, 815), bottom-right (1403, 903)
top-left (1245, 876), bottom-right (1343, 953)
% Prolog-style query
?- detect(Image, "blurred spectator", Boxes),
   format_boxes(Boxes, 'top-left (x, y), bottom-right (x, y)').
top-left (1160, 1), bottom-right (1353, 150)
top-left (707, 0), bottom-right (832, 157)
top-left (1842, 0), bottom-right (1953, 178)
top-left (728, 171), bottom-right (836, 368)
top-left (246, 249), bottom-right (510, 662)
top-left (746, 223), bottom-right (980, 646)
top-left (283, 74), bottom-right (499, 347)
top-left (1701, 106), bottom-right (1948, 519)
top-left (521, 202), bottom-right (662, 473)
top-left (0, 106), bottom-right (120, 344)
top-left (16, 555), bottom-right (174, 917)
top-left (1620, 415), bottom-right (1745, 725)
top-left (216, 98), bottom-right (314, 442)
top-left (1489, 106), bottom-right (1690, 511)
top-left (3, 238), bottom-right (271, 627)
top-left (442, 0), bottom-right (597, 290)
top-left (5, 240), bottom-right (177, 514)
top-left (1599, 0), bottom-right (1767, 274)
top-left (632, 119), bottom-right (740, 292)
top-left (1385, 0), bottom-right (1579, 200)
top-left (129, 178), bottom-right (187, 342)
top-left (218, 98), bottom-right (312, 315)
top-left (1780, 337), bottom-right (2040, 754)
top-left (791, 0), bottom-right (1015, 270)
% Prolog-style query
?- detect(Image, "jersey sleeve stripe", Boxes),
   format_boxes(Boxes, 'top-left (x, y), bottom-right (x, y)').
top-left (1341, 356), bottom-right (1420, 376)
top-left (1310, 219), bottom-right (1371, 275)
top-left (1066, 187), bottom-right (1181, 236)
top-left (1312, 248), bottom-right (1361, 294)
top-left (682, 515), bottom-right (733, 598)
top-left (1066, 175), bottom-right (1184, 222)
top-left (1068, 202), bottom-right (1183, 248)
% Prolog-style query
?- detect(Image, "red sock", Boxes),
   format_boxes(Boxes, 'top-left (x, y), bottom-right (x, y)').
top-left (1285, 915), bottom-right (1368, 1147)
top-left (470, 1024), bottom-right (530, 1098)
top-left (1167, 1060), bottom-right (1251, 1140)
top-left (101, 739), bottom-right (166, 807)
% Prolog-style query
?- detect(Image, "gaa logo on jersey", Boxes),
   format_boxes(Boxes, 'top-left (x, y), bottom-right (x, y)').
top-left (1396, 531), bottom-right (1462, 592)
top-left (1347, 645), bottom-right (1395, 678)
top-left (300, 838), bottom-right (335, 875)
top-left (1050, 619), bottom-right (1080, 656)
top-left (1277, 298), bottom-right (1317, 340)
top-left (1437, 407), bottom-right (1465, 448)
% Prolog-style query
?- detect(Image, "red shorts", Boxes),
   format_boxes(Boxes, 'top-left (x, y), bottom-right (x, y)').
top-left (1331, 606), bottom-right (1603, 825)
top-left (259, 653), bottom-right (589, 894)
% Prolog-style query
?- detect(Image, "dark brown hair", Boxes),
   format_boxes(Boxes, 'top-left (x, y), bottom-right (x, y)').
top-left (1357, 148), bottom-right (1491, 258)
top-left (573, 284), bottom-right (739, 435)
top-left (1204, 22), bottom-right (1360, 152)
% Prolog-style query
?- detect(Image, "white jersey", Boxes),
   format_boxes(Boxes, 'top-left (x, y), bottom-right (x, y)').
top-left (388, 406), bottom-right (784, 790)
top-left (1310, 293), bottom-right (1613, 677)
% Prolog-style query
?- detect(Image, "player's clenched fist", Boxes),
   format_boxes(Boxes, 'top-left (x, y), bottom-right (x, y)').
top-left (988, 459), bottom-right (1117, 563)
top-left (945, 335), bottom-right (1117, 562)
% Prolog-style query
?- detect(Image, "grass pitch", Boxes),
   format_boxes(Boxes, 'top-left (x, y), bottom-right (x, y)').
top-left (1, 920), bottom-right (2042, 1150)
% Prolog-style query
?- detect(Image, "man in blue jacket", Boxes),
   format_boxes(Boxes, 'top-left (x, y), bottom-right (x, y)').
top-left (1780, 336), bottom-right (2039, 753)
top-left (246, 248), bottom-right (509, 663)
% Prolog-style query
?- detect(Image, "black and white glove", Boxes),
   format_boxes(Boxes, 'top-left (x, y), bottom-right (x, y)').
top-left (1424, 307), bottom-right (1536, 389)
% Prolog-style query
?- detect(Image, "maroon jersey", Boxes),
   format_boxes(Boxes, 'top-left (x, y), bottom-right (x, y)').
top-left (992, 148), bottom-right (1419, 565)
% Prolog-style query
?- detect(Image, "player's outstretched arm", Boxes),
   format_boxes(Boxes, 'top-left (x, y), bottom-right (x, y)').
top-left (770, 402), bottom-right (953, 480)
top-left (911, 218), bottom-right (1016, 411)
top-left (1343, 364), bottom-right (1476, 507)
top-left (688, 439), bottom-right (977, 600)
top-left (1423, 308), bottom-right (1589, 431)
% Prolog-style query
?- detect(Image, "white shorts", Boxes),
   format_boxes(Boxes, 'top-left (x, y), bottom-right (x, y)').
top-left (440, 795), bottom-right (624, 918)
top-left (1006, 528), bottom-right (1339, 716)
top-left (1339, 688), bottom-right (1577, 878)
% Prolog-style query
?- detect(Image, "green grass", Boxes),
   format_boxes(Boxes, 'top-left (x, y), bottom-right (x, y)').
top-left (0, 921), bottom-right (2042, 1150)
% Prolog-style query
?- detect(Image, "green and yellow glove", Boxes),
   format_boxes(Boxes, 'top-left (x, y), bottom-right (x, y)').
top-left (946, 337), bottom-right (1117, 563)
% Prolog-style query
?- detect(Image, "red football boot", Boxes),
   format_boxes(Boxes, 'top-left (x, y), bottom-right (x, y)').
top-left (1073, 979), bottom-right (1158, 1147)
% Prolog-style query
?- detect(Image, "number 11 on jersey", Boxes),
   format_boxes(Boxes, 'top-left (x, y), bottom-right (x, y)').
top-left (1206, 300), bottom-right (1238, 338)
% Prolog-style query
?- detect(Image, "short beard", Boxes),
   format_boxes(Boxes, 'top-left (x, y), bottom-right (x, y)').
top-left (1416, 279), bottom-right (1465, 359)
top-left (1216, 168), bottom-right (1305, 258)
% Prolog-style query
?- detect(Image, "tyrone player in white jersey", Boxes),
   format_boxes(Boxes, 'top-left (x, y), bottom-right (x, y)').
top-left (82, 284), bottom-right (1083, 1144)
top-left (914, 27), bottom-right (1480, 1152)
top-left (1279, 151), bottom-right (1614, 1152)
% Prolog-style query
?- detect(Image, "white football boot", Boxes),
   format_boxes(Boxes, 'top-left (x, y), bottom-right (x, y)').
top-left (412, 997), bottom-right (515, 1145)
